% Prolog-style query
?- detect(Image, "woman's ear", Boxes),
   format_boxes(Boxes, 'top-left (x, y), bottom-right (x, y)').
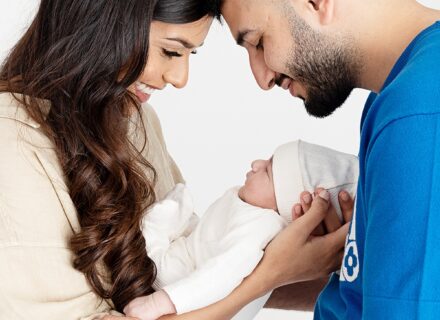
top-left (306, 0), bottom-right (335, 25)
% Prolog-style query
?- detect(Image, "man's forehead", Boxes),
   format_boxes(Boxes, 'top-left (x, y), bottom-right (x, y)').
top-left (221, 0), bottom-right (267, 38)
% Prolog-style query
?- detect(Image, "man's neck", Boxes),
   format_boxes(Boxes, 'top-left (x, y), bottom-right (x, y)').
top-left (356, 1), bottom-right (440, 93)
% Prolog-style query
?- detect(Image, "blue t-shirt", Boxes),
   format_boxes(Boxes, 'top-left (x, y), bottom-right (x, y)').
top-left (315, 21), bottom-right (440, 319)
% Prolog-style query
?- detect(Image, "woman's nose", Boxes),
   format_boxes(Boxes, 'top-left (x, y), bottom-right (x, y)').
top-left (163, 58), bottom-right (189, 89)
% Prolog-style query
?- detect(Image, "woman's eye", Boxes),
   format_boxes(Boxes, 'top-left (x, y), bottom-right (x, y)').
top-left (191, 50), bottom-right (198, 55)
top-left (162, 49), bottom-right (183, 58)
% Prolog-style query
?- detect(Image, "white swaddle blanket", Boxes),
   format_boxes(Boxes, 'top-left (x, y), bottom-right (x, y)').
top-left (142, 184), bottom-right (287, 314)
top-left (141, 140), bottom-right (359, 316)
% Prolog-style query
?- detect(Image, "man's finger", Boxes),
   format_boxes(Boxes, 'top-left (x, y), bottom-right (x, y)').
top-left (325, 222), bottom-right (350, 249)
top-left (312, 222), bottom-right (326, 236)
top-left (323, 204), bottom-right (341, 233)
top-left (331, 249), bottom-right (345, 273)
top-left (339, 191), bottom-right (354, 223)
top-left (296, 189), bottom-right (330, 236)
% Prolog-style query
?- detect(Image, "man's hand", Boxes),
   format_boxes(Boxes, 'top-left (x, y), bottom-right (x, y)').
top-left (264, 278), bottom-right (329, 311)
top-left (293, 189), bottom-right (354, 235)
top-left (255, 189), bottom-right (351, 291)
top-left (263, 189), bottom-right (354, 311)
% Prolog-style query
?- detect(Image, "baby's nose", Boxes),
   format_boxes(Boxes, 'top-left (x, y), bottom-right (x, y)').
top-left (251, 159), bottom-right (265, 172)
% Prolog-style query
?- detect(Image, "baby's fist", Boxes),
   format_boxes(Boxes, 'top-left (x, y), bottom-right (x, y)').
top-left (124, 290), bottom-right (176, 320)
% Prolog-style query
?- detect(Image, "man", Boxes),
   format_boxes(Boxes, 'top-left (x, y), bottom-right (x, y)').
top-left (209, 0), bottom-right (440, 318)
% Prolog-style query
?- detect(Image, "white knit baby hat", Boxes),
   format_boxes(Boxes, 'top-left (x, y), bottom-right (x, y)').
top-left (272, 140), bottom-right (359, 223)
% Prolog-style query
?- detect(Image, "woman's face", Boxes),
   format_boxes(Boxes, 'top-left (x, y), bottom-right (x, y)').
top-left (130, 15), bottom-right (213, 103)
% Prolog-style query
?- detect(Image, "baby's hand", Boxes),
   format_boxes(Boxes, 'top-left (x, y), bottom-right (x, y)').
top-left (123, 290), bottom-right (176, 320)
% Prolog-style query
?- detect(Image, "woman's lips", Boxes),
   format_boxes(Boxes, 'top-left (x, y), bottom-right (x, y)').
top-left (135, 81), bottom-right (156, 103)
top-left (135, 88), bottom-right (151, 103)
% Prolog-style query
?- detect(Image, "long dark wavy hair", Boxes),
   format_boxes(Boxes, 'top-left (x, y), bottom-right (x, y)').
top-left (0, 0), bottom-right (219, 312)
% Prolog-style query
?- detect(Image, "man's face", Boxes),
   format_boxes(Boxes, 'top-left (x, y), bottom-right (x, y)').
top-left (221, 0), bottom-right (359, 118)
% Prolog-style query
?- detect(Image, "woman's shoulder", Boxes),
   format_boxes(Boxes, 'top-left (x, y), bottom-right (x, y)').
top-left (0, 92), bottom-right (42, 129)
top-left (0, 92), bottom-right (81, 242)
top-left (0, 92), bottom-right (54, 151)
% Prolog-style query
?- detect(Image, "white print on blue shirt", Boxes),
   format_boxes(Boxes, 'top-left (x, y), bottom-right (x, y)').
top-left (340, 198), bottom-right (359, 282)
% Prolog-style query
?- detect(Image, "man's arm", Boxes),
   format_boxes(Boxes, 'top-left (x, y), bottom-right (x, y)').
top-left (362, 114), bottom-right (440, 318)
top-left (264, 278), bottom-right (329, 311)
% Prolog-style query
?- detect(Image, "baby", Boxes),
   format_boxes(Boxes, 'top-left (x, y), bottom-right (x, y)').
top-left (124, 140), bottom-right (359, 319)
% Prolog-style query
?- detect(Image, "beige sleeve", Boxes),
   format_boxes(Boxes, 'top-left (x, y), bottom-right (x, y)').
top-left (0, 117), bottom-right (117, 320)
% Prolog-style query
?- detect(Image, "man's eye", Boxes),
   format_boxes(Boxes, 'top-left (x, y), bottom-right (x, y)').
top-left (256, 38), bottom-right (264, 50)
top-left (162, 49), bottom-right (183, 58)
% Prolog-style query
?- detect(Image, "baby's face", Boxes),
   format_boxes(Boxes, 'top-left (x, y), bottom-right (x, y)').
top-left (238, 157), bottom-right (277, 211)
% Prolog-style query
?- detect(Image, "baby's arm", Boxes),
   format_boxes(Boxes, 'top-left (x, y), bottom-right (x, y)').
top-left (164, 241), bottom-right (264, 314)
top-left (142, 184), bottom-right (196, 242)
top-left (163, 211), bottom-right (286, 315)
top-left (142, 183), bottom-right (199, 287)
top-left (124, 243), bottom-right (262, 319)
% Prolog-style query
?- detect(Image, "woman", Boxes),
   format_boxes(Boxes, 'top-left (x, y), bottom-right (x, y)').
top-left (0, 0), bottom-right (351, 319)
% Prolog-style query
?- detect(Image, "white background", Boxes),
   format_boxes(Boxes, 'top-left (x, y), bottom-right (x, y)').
top-left (1, 1), bottom-right (439, 319)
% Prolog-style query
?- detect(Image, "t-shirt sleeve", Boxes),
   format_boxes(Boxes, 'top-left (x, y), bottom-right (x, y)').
top-left (362, 113), bottom-right (440, 318)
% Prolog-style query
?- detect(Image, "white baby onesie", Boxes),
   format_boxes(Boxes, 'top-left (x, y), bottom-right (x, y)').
top-left (142, 184), bottom-right (287, 314)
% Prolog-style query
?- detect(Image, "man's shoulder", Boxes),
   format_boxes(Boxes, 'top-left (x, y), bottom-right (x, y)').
top-left (362, 36), bottom-right (440, 140)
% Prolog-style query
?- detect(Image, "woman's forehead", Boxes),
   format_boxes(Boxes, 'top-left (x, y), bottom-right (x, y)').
top-left (151, 16), bottom-right (213, 46)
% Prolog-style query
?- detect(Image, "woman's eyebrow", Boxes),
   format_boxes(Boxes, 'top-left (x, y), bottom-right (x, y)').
top-left (165, 37), bottom-right (203, 49)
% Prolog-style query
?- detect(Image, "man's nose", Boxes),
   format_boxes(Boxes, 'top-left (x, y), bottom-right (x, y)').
top-left (249, 50), bottom-right (276, 90)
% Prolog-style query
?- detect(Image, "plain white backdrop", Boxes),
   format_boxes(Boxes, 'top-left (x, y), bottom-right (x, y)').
top-left (0, 1), bottom-right (439, 319)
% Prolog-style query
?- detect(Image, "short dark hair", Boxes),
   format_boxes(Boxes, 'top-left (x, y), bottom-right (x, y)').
top-left (207, 0), bottom-right (224, 20)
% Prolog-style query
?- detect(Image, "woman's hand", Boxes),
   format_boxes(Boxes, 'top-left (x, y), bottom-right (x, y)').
top-left (255, 189), bottom-right (352, 291)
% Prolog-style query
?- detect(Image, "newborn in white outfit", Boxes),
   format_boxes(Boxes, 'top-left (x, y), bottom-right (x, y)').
top-left (125, 140), bottom-right (359, 319)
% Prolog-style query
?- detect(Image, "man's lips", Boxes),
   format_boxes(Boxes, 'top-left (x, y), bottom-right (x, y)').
top-left (281, 78), bottom-right (292, 90)
top-left (280, 77), bottom-right (299, 98)
top-left (289, 82), bottom-right (296, 97)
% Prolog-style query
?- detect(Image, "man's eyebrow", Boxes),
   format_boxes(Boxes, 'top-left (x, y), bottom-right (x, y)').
top-left (236, 29), bottom-right (255, 46)
top-left (165, 37), bottom-right (203, 49)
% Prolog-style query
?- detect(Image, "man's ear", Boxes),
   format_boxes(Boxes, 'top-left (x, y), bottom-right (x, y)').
top-left (306, 0), bottom-right (335, 25)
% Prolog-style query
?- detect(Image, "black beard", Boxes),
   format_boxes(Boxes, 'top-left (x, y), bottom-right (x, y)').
top-left (286, 14), bottom-right (359, 118)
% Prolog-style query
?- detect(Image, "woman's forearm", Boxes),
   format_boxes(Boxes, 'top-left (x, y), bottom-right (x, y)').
top-left (159, 267), bottom-right (273, 320)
